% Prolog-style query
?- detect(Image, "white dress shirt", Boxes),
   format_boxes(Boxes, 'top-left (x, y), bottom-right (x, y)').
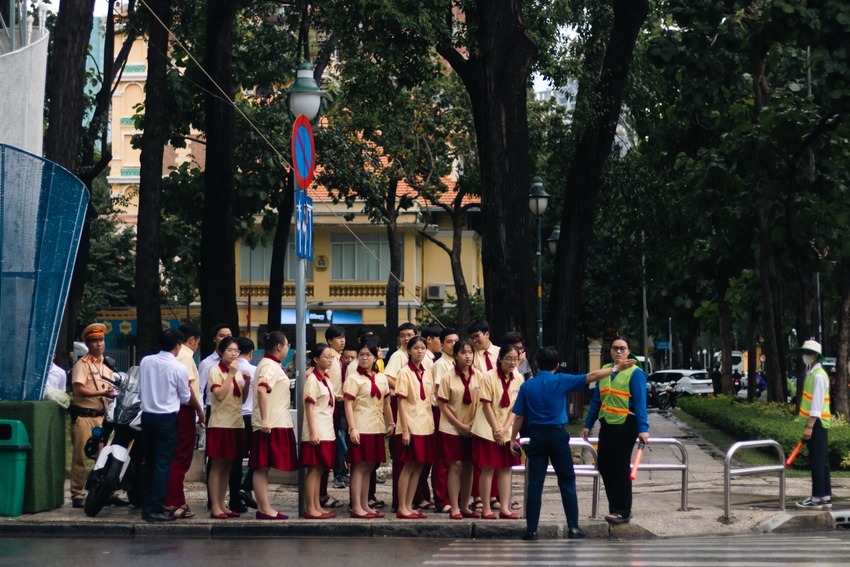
top-left (198, 351), bottom-right (221, 405)
top-left (237, 358), bottom-right (256, 416)
top-left (44, 363), bottom-right (67, 395)
top-left (139, 351), bottom-right (191, 414)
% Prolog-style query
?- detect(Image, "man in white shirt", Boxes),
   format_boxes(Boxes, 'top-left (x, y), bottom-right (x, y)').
top-left (198, 324), bottom-right (233, 406)
top-left (468, 320), bottom-right (501, 376)
top-left (43, 355), bottom-right (67, 396)
top-left (139, 329), bottom-right (191, 523)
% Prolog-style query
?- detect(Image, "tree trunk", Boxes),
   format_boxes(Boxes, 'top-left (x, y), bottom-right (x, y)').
top-left (757, 207), bottom-right (785, 403)
top-left (450, 208), bottom-right (471, 335)
top-left (718, 284), bottom-right (735, 396)
top-left (437, 1), bottom-right (537, 348)
top-left (266, 175), bottom-right (295, 333)
top-left (385, 181), bottom-right (401, 347)
top-left (747, 305), bottom-right (759, 402)
top-left (199, 0), bottom-right (241, 355)
top-left (44, 0), bottom-right (97, 367)
top-left (834, 259), bottom-right (850, 419)
top-left (549, 0), bottom-right (649, 364)
top-left (134, 0), bottom-right (171, 356)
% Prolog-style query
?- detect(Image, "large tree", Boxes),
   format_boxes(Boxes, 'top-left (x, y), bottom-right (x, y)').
top-left (548, 0), bottom-right (650, 362)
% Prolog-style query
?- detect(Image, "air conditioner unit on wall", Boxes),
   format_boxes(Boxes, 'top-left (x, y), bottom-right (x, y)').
top-left (426, 284), bottom-right (446, 301)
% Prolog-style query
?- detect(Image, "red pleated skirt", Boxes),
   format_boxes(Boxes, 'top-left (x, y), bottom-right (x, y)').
top-left (249, 427), bottom-right (297, 471)
top-left (347, 432), bottom-right (387, 463)
top-left (397, 433), bottom-right (436, 464)
top-left (472, 436), bottom-right (521, 469)
top-left (440, 431), bottom-right (473, 462)
top-left (299, 439), bottom-right (336, 469)
top-left (206, 427), bottom-right (249, 460)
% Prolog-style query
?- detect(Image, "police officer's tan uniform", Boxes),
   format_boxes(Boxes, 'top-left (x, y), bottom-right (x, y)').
top-left (69, 324), bottom-right (115, 502)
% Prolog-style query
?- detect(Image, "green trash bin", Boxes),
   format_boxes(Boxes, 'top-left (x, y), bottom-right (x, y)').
top-left (0, 419), bottom-right (31, 517)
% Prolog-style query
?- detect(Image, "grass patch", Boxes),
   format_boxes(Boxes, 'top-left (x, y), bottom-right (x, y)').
top-left (677, 395), bottom-right (850, 474)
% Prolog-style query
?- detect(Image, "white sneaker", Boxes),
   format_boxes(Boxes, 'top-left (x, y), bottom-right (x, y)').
top-left (796, 497), bottom-right (826, 509)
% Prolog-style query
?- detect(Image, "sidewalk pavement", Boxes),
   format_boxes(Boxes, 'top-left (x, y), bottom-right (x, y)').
top-left (0, 410), bottom-right (844, 539)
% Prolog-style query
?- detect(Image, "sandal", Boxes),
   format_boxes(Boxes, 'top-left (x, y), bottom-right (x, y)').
top-left (418, 500), bottom-right (436, 511)
top-left (320, 495), bottom-right (344, 509)
top-left (172, 505), bottom-right (195, 519)
top-left (369, 499), bottom-right (386, 509)
top-left (604, 513), bottom-right (630, 524)
top-left (490, 499), bottom-right (501, 510)
top-left (510, 501), bottom-right (522, 511)
top-left (472, 499), bottom-right (483, 512)
top-left (438, 505), bottom-right (452, 513)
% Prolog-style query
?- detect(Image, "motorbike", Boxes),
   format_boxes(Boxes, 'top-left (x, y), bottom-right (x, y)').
top-left (657, 380), bottom-right (683, 410)
top-left (83, 366), bottom-right (144, 517)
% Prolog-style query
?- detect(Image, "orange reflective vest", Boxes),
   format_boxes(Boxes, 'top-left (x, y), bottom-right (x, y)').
top-left (598, 364), bottom-right (635, 425)
top-left (798, 365), bottom-right (831, 429)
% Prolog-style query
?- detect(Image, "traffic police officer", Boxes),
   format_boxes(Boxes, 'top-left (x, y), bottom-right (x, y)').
top-left (69, 323), bottom-right (118, 508)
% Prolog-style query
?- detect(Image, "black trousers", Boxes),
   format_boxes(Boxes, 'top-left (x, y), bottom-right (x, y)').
top-left (525, 425), bottom-right (579, 533)
top-left (229, 415), bottom-right (254, 498)
top-left (808, 419), bottom-right (831, 498)
top-left (141, 411), bottom-right (178, 515)
top-left (597, 415), bottom-right (638, 518)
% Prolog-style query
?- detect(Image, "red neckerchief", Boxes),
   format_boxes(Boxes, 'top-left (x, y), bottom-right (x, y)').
top-left (497, 368), bottom-right (514, 408)
top-left (218, 361), bottom-right (241, 397)
top-left (483, 348), bottom-right (494, 371)
top-left (263, 353), bottom-right (281, 363)
top-left (454, 364), bottom-right (474, 405)
top-left (340, 357), bottom-right (347, 384)
top-left (357, 365), bottom-right (382, 399)
top-left (407, 361), bottom-right (426, 400)
top-left (313, 368), bottom-right (334, 407)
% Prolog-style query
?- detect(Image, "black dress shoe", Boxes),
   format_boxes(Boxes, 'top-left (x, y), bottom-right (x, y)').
top-left (229, 500), bottom-right (249, 514)
top-left (145, 511), bottom-right (176, 523)
top-left (239, 490), bottom-right (257, 509)
top-left (568, 527), bottom-right (587, 539)
top-left (522, 531), bottom-right (538, 541)
top-left (108, 496), bottom-right (131, 507)
top-left (72, 498), bottom-right (84, 509)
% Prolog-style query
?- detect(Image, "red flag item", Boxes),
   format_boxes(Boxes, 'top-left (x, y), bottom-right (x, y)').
top-left (786, 442), bottom-right (804, 467)
top-left (630, 440), bottom-right (646, 481)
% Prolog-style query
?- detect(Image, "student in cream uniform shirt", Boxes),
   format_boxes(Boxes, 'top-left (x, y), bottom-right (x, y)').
top-left (198, 324), bottom-right (233, 406)
top-left (467, 320), bottom-right (502, 376)
top-left (427, 327), bottom-right (459, 513)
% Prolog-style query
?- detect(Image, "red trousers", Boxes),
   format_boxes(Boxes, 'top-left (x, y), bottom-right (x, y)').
top-left (164, 405), bottom-right (196, 507)
top-left (431, 408), bottom-right (449, 507)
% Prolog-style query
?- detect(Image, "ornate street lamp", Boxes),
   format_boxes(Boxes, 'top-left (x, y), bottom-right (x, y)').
top-left (528, 176), bottom-right (550, 349)
top-left (286, 61), bottom-right (324, 122)
top-left (548, 224), bottom-right (560, 256)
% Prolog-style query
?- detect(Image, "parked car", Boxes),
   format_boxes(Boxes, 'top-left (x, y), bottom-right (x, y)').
top-left (647, 370), bottom-right (714, 397)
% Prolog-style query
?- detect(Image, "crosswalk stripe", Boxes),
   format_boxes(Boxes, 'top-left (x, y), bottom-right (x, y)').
top-left (424, 562), bottom-right (850, 567)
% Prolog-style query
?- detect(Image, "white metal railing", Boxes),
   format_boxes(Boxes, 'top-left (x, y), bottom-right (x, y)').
top-left (512, 437), bottom-right (601, 519)
top-left (511, 435), bottom-right (690, 519)
top-left (724, 440), bottom-right (786, 519)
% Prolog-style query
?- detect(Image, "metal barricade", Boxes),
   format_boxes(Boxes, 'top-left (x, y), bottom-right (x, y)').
top-left (512, 435), bottom-right (691, 519)
top-left (724, 440), bottom-right (786, 519)
top-left (512, 438), bottom-right (601, 519)
top-left (592, 436), bottom-right (690, 512)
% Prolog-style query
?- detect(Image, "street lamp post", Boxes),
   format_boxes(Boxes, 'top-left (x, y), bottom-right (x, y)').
top-left (286, 60), bottom-right (323, 518)
top-left (528, 177), bottom-right (550, 349)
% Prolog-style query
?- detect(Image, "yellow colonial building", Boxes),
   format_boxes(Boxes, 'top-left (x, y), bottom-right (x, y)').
top-left (101, 29), bottom-right (484, 350)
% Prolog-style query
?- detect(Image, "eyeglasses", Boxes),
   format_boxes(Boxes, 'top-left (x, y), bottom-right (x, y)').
top-left (502, 357), bottom-right (519, 363)
top-left (611, 346), bottom-right (628, 352)
top-left (224, 348), bottom-right (240, 354)
top-left (516, 347), bottom-right (526, 353)
top-left (358, 353), bottom-right (374, 358)
top-left (469, 333), bottom-right (484, 341)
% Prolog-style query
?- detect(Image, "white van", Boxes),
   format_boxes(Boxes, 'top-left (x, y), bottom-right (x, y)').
top-left (713, 350), bottom-right (744, 375)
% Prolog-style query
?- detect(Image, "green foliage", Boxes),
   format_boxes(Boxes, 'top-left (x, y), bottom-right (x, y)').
top-left (678, 396), bottom-right (850, 470)
top-left (79, 171), bottom-right (136, 328)
top-left (419, 294), bottom-right (485, 332)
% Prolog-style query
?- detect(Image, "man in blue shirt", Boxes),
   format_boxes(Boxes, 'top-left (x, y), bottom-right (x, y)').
top-left (510, 346), bottom-right (635, 541)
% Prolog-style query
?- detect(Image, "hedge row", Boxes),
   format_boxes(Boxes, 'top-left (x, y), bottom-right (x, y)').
top-left (676, 396), bottom-right (850, 470)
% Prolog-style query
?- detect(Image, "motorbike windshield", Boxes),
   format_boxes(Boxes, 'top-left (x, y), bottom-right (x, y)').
top-left (113, 366), bottom-right (141, 425)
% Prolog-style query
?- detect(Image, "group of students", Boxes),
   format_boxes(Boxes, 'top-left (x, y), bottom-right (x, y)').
top-left (301, 320), bottom-right (529, 520)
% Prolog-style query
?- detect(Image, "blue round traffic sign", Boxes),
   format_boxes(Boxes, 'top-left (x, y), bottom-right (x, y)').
top-left (292, 115), bottom-right (316, 189)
